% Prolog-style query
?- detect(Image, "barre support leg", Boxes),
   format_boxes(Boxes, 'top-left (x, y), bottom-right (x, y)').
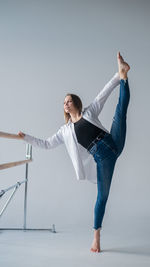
top-left (23, 144), bottom-right (32, 230)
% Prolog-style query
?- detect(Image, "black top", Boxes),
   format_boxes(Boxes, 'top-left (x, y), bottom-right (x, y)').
top-left (74, 117), bottom-right (107, 150)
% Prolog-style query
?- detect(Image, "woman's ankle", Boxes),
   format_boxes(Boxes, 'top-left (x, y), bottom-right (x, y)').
top-left (94, 228), bottom-right (101, 239)
top-left (119, 72), bottom-right (128, 80)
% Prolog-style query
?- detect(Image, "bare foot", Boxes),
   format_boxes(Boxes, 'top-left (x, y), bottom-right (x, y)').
top-left (117, 52), bottom-right (130, 79)
top-left (90, 238), bottom-right (101, 253)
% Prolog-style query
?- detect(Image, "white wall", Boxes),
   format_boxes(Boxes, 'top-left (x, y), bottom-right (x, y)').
top-left (0, 0), bottom-right (149, 233)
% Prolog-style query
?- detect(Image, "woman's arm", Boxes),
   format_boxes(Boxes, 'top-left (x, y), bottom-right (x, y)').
top-left (85, 72), bottom-right (120, 117)
top-left (18, 127), bottom-right (64, 149)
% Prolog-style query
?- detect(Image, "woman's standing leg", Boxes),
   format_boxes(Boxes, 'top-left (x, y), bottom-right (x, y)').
top-left (90, 152), bottom-right (117, 253)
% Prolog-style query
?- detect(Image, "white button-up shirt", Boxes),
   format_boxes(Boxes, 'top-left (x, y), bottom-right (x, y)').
top-left (24, 73), bottom-right (120, 184)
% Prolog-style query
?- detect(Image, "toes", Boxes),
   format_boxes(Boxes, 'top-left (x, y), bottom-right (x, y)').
top-left (117, 54), bottom-right (124, 65)
top-left (90, 247), bottom-right (100, 253)
top-left (117, 51), bottom-right (123, 60)
top-left (117, 52), bottom-right (120, 58)
top-left (90, 248), bottom-right (96, 252)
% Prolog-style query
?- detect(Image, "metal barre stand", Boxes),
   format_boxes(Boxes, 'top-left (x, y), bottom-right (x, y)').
top-left (0, 133), bottom-right (56, 233)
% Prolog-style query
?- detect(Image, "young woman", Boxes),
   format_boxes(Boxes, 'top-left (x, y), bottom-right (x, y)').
top-left (18, 52), bottom-right (130, 253)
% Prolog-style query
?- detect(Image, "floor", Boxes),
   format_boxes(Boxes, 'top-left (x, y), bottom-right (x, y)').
top-left (0, 226), bottom-right (150, 267)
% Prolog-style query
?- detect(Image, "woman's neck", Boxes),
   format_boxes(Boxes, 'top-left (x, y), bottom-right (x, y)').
top-left (70, 114), bottom-right (82, 123)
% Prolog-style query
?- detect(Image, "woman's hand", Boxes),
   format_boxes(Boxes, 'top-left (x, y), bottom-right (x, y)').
top-left (18, 131), bottom-right (25, 139)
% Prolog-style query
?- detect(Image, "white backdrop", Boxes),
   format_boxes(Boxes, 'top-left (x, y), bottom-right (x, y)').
top-left (0, 0), bottom-right (149, 236)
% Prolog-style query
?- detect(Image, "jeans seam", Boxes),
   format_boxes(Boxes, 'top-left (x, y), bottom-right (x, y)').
top-left (100, 139), bottom-right (117, 155)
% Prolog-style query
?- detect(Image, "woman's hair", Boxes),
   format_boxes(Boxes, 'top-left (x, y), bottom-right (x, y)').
top-left (64, 93), bottom-right (83, 124)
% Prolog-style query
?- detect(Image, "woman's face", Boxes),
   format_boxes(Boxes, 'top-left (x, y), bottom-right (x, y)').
top-left (64, 95), bottom-right (75, 113)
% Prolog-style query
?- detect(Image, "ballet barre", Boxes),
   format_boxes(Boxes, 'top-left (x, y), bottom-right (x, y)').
top-left (0, 131), bottom-right (56, 233)
top-left (0, 159), bottom-right (32, 170)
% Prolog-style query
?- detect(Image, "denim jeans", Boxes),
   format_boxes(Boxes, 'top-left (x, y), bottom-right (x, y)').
top-left (88, 79), bottom-right (130, 230)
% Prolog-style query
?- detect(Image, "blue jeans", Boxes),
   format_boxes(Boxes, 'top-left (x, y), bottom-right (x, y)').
top-left (88, 79), bottom-right (130, 230)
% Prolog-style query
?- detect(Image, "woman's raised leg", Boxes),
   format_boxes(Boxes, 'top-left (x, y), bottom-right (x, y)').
top-left (110, 52), bottom-right (130, 156)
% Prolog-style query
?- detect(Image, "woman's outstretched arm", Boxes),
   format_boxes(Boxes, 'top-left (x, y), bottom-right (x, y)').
top-left (18, 127), bottom-right (64, 149)
top-left (85, 72), bottom-right (120, 117)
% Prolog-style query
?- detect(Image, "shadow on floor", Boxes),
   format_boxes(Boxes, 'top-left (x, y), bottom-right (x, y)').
top-left (103, 245), bottom-right (150, 257)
